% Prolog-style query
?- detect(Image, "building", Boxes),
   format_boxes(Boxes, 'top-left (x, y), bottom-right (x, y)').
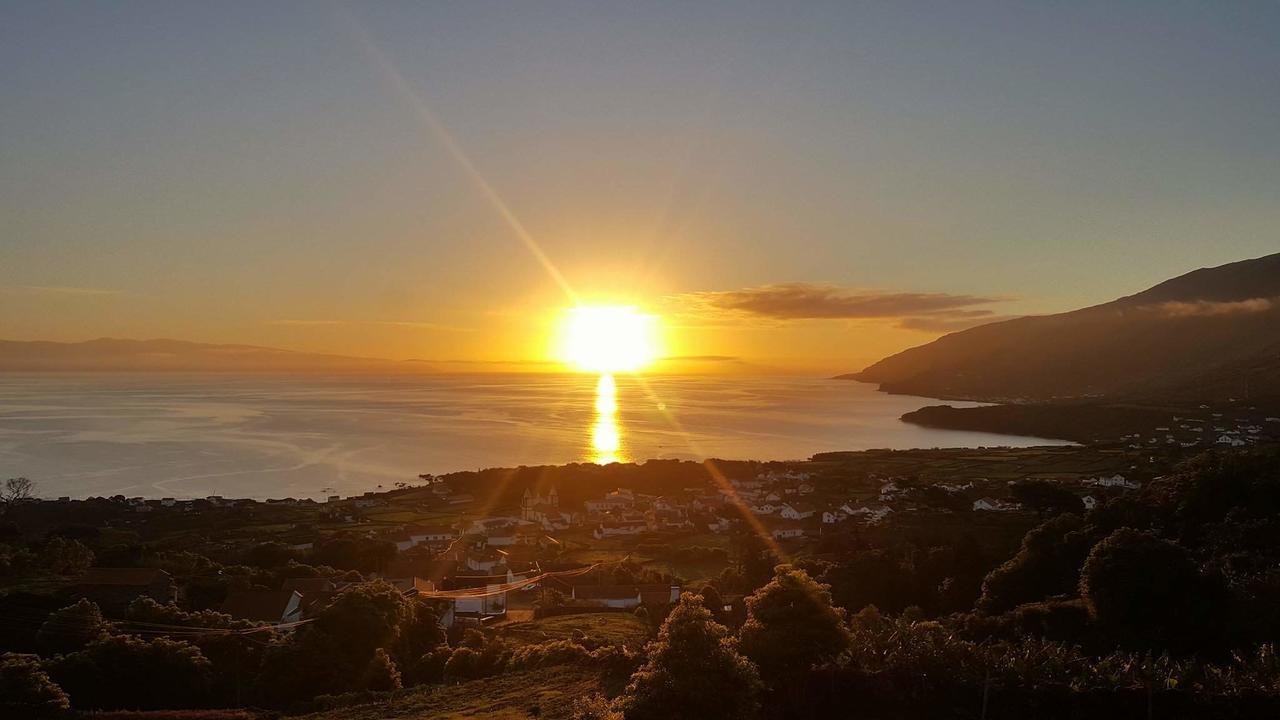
top-left (410, 527), bottom-right (458, 547)
top-left (444, 574), bottom-right (511, 624)
top-left (383, 576), bottom-right (435, 597)
top-left (521, 487), bottom-right (561, 523)
top-left (465, 548), bottom-right (505, 573)
top-left (843, 503), bottom-right (893, 522)
top-left (585, 489), bottom-right (635, 514)
top-left (821, 509), bottom-right (848, 524)
top-left (75, 567), bottom-right (176, 610)
top-left (770, 524), bottom-right (806, 540)
top-left (973, 497), bottom-right (1019, 512)
top-left (779, 503), bottom-right (815, 520)
top-left (221, 590), bottom-right (303, 625)
top-left (592, 520), bottom-right (646, 539)
top-left (571, 584), bottom-right (680, 609)
top-left (1087, 474), bottom-right (1140, 489)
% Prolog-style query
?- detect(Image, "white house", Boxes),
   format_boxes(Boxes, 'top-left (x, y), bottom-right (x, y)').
top-left (973, 497), bottom-right (1019, 512)
top-left (822, 509), bottom-right (849, 524)
top-left (757, 469), bottom-right (810, 483)
top-left (1082, 495), bottom-right (1098, 510)
top-left (771, 524), bottom-right (806, 540)
top-left (1087, 474), bottom-right (1139, 489)
top-left (879, 482), bottom-right (905, 501)
top-left (593, 520), bottom-right (646, 539)
top-left (749, 503), bottom-right (777, 515)
top-left (707, 517), bottom-right (732, 533)
top-left (466, 548), bottom-right (504, 572)
top-left (571, 584), bottom-right (680, 609)
top-left (450, 578), bottom-right (508, 620)
top-left (410, 527), bottom-right (457, 546)
top-left (779, 503), bottom-right (816, 520)
top-left (846, 504), bottom-right (893, 522)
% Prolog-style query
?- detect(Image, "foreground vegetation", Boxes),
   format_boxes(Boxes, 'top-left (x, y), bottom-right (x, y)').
top-left (4, 447), bottom-right (1280, 717)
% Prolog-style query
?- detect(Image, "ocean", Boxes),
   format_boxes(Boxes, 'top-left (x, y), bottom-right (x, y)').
top-left (0, 373), bottom-right (1067, 499)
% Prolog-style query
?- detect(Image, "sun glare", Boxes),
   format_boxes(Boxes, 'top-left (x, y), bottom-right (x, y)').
top-left (559, 305), bottom-right (660, 373)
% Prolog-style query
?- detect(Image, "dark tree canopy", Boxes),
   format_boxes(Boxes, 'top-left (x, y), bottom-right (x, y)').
top-left (738, 565), bottom-right (851, 689)
top-left (0, 652), bottom-right (70, 718)
top-left (978, 513), bottom-right (1095, 614)
top-left (37, 599), bottom-right (111, 656)
top-left (614, 592), bottom-right (761, 720)
top-left (1079, 528), bottom-right (1222, 651)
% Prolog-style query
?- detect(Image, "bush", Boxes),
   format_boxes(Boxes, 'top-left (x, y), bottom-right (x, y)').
top-left (0, 652), bottom-right (70, 718)
top-left (508, 639), bottom-right (591, 671)
top-left (45, 634), bottom-right (212, 710)
top-left (38, 599), bottom-right (112, 656)
top-left (362, 648), bottom-right (402, 692)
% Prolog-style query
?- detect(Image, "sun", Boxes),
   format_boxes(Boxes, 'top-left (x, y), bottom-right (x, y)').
top-left (558, 305), bottom-right (660, 373)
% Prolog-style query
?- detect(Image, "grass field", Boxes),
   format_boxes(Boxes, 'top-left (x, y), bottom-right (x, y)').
top-left (498, 612), bottom-right (651, 649)
top-left (297, 665), bottom-right (603, 720)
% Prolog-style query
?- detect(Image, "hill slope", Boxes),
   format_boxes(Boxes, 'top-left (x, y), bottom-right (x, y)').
top-left (851, 253), bottom-right (1280, 406)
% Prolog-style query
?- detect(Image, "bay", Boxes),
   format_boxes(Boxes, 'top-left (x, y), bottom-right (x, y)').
top-left (0, 373), bottom-right (1067, 499)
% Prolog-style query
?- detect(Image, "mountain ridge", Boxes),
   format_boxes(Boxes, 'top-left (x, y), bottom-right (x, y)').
top-left (850, 253), bottom-right (1280, 407)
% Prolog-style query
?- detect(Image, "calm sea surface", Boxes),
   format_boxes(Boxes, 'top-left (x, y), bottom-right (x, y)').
top-left (0, 373), bottom-right (1067, 499)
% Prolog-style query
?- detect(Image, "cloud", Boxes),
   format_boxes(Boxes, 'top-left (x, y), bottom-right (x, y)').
top-left (667, 282), bottom-right (1009, 332)
top-left (1148, 298), bottom-right (1275, 318)
top-left (269, 319), bottom-right (475, 332)
top-left (897, 315), bottom-right (1019, 333)
top-left (0, 285), bottom-right (124, 297)
top-left (672, 283), bottom-right (1006, 320)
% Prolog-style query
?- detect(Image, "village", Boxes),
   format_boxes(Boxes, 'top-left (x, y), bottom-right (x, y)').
top-left (12, 444), bottom-right (1179, 636)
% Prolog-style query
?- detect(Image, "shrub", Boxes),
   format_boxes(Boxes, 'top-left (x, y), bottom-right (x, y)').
top-left (38, 599), bottom-right (112, 656)
top-left (362, 648), bottom-right (402, 692)
top-left (0, 652), bottom-right (70, 718)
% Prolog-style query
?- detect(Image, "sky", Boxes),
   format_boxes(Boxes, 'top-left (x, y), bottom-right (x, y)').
top-left (2, 1), bottom-right (1278, 372)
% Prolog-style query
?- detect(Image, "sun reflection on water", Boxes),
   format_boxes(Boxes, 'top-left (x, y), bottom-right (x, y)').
top-left (590, 373), bottom-right (624, 464)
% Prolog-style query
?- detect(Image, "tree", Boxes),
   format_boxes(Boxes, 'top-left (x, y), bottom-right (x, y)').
top-left (612, 592), bottom-right (761, 720)
top-left (699, 585), bottom-right (725, 614)
top-left (1010, 480), bottom-right (1086, 517)
top-left (38, 599), bottom-right (111, 656)
top-left (41, 537), bottom-right (94, 576)
top-left (0, 477), bottom-right (35, 506)
top-left (1079, 528), bottom-right (1220, 651)
top-left (0, 652), bottom-right (70, 718)
top-left (737, 565), bottom-right (851, 690)
top-left (312, 581), bottom-right (411, 663)
top-left (363, 647), bottom-right (403, 691)
top-left (393, 599), bottom-right (447, 664)
top-left (732, 531), bottom-right (780, 592)
top-left (977, 513), bottom-right (1094, 614)
top-left (46, 634), bottom-right (212, 710)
